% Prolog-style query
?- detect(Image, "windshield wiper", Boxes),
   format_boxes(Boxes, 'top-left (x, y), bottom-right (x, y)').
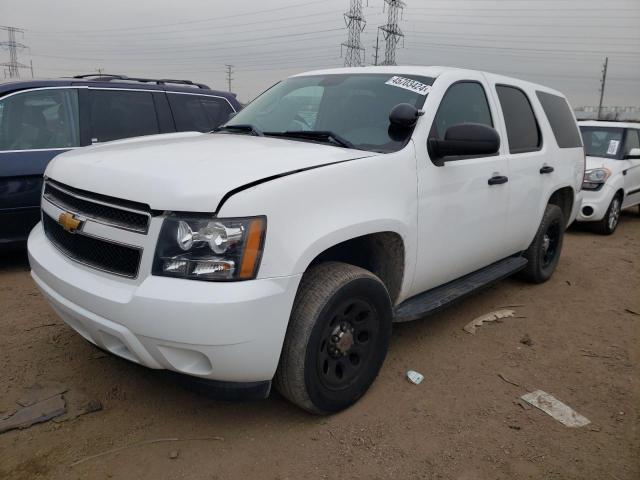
top-left (215, 124), bottom-right (264, 136)
top-left (264, 130), bottom-right (356, 149)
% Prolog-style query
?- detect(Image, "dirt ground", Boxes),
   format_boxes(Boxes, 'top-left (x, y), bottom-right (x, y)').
top-left (1, 211), bottom-right (638, 480)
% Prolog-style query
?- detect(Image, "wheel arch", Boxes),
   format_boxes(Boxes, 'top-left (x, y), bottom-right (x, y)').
top-left (301, 230), bottom-right (406, 306)
top-left (547, 186), bottom-right (575, 226)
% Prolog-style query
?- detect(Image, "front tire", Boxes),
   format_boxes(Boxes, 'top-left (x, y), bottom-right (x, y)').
top-left (520, 204), bottom-right (565, 284)
top-left (594, 195), bottom-right (622, 235)
top-left (275, 262), bottom-right (392, 414)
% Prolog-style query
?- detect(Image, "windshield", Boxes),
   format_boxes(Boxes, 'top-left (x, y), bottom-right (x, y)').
top-left (580, 126), bottom-right (624, 159)
top-left (225, 73), bottom-right (433, 153)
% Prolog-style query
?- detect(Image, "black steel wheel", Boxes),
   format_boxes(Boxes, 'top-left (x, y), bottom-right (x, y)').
top-left (520, 204), bottom-right (565, 284)
top-left (316, 298), bottom-right (379, 392)
top-left (275, 262), bottom-right (392, 414)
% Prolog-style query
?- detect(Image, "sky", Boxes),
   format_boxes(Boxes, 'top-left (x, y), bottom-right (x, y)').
top-left (1, 0), bottom-right (639, 107)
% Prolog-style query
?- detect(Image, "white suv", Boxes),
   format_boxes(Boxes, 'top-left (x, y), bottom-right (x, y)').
top-left (28, 67), bottom-right (584, 413)
top-left (577, 121), bottom-right (640, 234)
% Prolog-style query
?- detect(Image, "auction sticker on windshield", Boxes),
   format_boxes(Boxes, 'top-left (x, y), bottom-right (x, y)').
top-left (385, 76), bottom-right (431, 96)
top-left (607, 140), bottom-right (620, 155)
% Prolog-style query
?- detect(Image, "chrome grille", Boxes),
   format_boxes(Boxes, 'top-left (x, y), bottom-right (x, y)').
top-left (43, 180), bottom-right (151, 234)
top-left (42, 214), bottom-right (142, 278)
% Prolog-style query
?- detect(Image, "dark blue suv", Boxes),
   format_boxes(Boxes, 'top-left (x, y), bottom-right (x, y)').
top-left (0, 74), bottom-right (241, 248)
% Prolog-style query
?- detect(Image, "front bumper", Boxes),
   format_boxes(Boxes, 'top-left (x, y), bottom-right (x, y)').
top-left (576, 184), bottom-right (615, 222)
top-left (28, 223), bottom-right (301, 383)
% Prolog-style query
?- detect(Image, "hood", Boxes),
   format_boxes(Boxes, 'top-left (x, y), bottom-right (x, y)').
top-left (45, 132), bottom-right (376, 212)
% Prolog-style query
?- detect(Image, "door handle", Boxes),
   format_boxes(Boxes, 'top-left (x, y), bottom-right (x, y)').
top-left (540, 166), bottom-right (554, 174)
top-left (488, 175), bottom-right (508, 185)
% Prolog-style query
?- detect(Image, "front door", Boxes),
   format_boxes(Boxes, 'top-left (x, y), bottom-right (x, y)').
top-left (412, 76), bottom-right (510, 294)
top-left (0, 88), bottom-right (81, 244)
top-left (622, 129), bottom-right (640, 207)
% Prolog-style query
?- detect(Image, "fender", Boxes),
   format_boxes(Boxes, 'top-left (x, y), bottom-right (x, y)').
top-left (217, 147), bottom-right (419, 299)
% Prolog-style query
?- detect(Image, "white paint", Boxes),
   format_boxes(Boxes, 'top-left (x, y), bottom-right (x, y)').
top-left (28, 66), bottom-right (584, 386)
top-left (577, 121), bottom-right (640, 223)
top-left (521, 390), bottom-right (591, 428)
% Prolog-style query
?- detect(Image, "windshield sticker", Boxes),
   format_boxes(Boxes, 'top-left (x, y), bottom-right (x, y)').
top-left (607, 140), bottom-right (620, 155)
top-left (385, 76), bottom-right (432, 96)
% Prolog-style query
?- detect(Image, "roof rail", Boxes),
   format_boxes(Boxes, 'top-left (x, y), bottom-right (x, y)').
top-left (71, 74), bottom-right (210, 90)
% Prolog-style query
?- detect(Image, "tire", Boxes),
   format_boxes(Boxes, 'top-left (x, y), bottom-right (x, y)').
top-left (275, 262), bottom-right (392, 414)
top-left (519, 204), bottom-right (565, 284)
top-left (594, 194), bottom-right (622, 235)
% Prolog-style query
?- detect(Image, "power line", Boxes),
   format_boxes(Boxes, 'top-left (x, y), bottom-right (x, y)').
top-left (342, 0), bottom-right (367, 67)
top-left (379, 0), bottom-right (405, 66)
top-left (29, 0), bottom-right (332, 34)
top-left (0, 25), bottom-right (29, 78)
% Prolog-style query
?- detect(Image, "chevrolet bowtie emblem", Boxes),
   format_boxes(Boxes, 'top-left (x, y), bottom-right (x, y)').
top-left (58, 212), bottom-right (82, 233)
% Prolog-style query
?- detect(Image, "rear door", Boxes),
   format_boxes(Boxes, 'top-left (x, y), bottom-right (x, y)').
top-left (87, 89), bottom-right (161, 144)
top-left (0, 87), bottom-right (82, 244)
top-left (413, 75), bottom-right (510, 293)
top-left (622, 128), bottom-right (640, 207)
top-left (493, 84), bottom-right (546, 253)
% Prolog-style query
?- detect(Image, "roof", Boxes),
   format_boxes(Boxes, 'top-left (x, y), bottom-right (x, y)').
top-left (0, 77), bottom-right (237, 102)
top-left (579, 120), bottom-right (640, 129)
top-left (293, 65), bottom-right (565, 98)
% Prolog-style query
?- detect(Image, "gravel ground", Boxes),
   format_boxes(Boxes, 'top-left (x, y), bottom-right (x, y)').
top-left (1, 211), bottom-right (638, 480)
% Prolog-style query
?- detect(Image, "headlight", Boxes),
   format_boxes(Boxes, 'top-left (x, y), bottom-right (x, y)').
top-left (582, 168), bottom-right (611, 190)
top-left (152, 215), bottom-right (266, 281)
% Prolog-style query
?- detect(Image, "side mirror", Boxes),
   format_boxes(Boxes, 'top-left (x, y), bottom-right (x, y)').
top-left (389, 103), bottom-right (424, 128)
top-left (625, 147), bottom-right (640, 159)
top-left (428, 123), bottom-right (500, 166)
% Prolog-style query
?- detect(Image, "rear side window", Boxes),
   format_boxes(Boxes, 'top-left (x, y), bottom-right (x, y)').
top-left (496, 85), bottom-right (541, 154)
top-left (168, 94), bottom-right (233, 132)
top-left (89, 90), bottom-right (159, 142)
top-left (431, 81), bottom-right (493, 139)
top-left (625, 129), bottom-right (640, 156)
top-left (536, 91), bottom-right (582, 148)
top-left (0, 88), bottom-right (80, 151)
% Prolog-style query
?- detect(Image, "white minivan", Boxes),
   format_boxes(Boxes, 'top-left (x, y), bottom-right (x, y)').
top-left (578, 121), bottom-right (640, 234)
top-left (28, 67), bottom-right (584, 413)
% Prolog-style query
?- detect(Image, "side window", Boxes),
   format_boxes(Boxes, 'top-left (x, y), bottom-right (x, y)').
top-left (430, 81), bottom-right (493, 140)
top-left (168, 94), bottom-right (211, 132)
top-left (89, 90), bottom-right (159, 142)
top-left (0, 89), bottom-right (80, 151)
top-left (200, 97), bottom-right (234, 130)
top-left (496, 85), bottom-right (541, 154)
top-left (624, 129), bottom-right (639, 155)
top-left (535, 91), bottom-right (582, 148)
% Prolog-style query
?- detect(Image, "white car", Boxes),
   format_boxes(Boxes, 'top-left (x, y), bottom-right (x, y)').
top-left (577, 121), bottom-right (640, 234)
top-left (27, 67), bottom-right (584, 413)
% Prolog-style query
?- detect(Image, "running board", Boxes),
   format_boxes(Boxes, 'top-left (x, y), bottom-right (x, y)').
top-left (393, 256), bottom-right (528, 323)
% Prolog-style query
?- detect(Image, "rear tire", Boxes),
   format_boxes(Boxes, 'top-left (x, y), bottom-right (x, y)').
top-left (594, 195), bottom-right (622, 235)
top-left (520, 204), bottom-right (565, 284)
top-left (275, 262), bottom-right (392, 414)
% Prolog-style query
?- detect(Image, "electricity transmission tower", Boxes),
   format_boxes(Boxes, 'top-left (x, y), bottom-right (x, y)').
top-left (225, 64), bottom-right (234, 92)
top-left (0, 26), bottom-right (28, 79)
top-left (378, 0), bottom-right (405, 66)
top-left (341, 0), bottom-right (366, 67)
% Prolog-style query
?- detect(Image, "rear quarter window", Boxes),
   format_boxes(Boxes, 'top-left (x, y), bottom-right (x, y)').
top-left (536, 91), bottom-right (582, 148)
